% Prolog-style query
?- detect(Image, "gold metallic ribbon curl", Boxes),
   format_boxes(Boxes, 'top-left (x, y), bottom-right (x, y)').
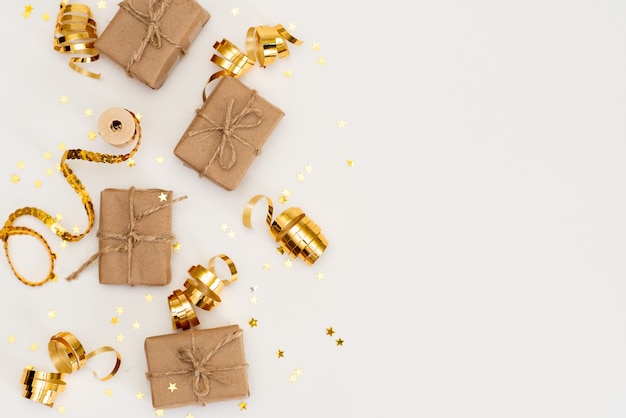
top-left (168, 254), bottom-right (238, 330)
top-left (53, 2), bottom-right (101, 79)
top-left (243, 195), bottom-right (328, 265)
top-left (0, 109), bottom-right (141, 286)
top-left (21, 331), bottom-right (122, 407)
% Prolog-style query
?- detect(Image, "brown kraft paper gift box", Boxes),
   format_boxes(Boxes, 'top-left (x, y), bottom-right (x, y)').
top-left (99, 187), bottom-right (174, 285)
top-left (96, 0), bottom-right (210, 89)
top-left (145, 325), bottom-right (249, 409)
top-left (174, 76), bottom-right (285, 191)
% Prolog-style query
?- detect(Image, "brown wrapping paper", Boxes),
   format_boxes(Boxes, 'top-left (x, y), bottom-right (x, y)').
top-left (174, 77), bottom-right (285, 191)
top-left (96, 0), bottom-right (210, 89)
top-left (145, 325), bottom-right (249, 409)
top-left (99, 188), bottom-right (173, 285)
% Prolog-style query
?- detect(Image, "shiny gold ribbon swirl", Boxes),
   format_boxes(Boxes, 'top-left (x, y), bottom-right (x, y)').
top-left (243, 195), bottom-right (328, 265)
top-left (53, 2), bottom-right (101, 79)
top-left (246, 24), bottom-right (303, 67)
top-left (0, 109), bottom-right (141, 286)
top-left (168, 254), bottom-right (238, 330)
top-left (21, 331), bottom-right (122, 407)
top-left (204, 39), bottom-right (255, 100)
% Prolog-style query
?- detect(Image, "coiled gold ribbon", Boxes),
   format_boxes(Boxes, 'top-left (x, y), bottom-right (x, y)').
top-left (0, 109), bottom-right (141, 286)
top-left (168, 254), bottom-right (238, 330)
top-left (53, 2), bottom-right (101, 79)
top-left (21, 332), bottom-right (122, 407)
top-left (243, 195), bottom-right (328, 265)
top-left (203, 24), bottom-right (302, 101)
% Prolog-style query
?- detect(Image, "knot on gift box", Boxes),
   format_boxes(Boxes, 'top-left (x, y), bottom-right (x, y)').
top-left (186, 92), bottom-right (264, 174)
top-left (146, 329), bottom-right (247, 405)
top-left (120, 0), bottom-right (185, 74)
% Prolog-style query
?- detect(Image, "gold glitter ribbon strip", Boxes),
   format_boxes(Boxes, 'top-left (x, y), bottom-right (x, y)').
top-left (169, 254), bottom-right (238, 330)
top-left (246, 24), bottom-right (303, 67)
top-left (0, 109), bottom-right (141, 286)
top-left (146, 328), bottom-right (247, 405)
top-left (242, 195), bottom-right (328, 265)
top-left (53, 2), bottom-right (101, 79)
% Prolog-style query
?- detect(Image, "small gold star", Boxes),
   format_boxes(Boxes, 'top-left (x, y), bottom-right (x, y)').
top-left (336, 338), bottom-right (344, 346)
top-left (283, 259), bottom-right (294, 269)
top-left (279, 195), bottom-right (288, 204)
top-left (337, 119), bottom-right (347, 128)
top-left (127, 159), bottom-right (136, 167)
top-left (87, 131), bottom-right (97, 140)
top-left (116, 334), bottom-right (125, 342)
top-left (249, 295), bottom-right (258, 304)
top-left (312, 42), bottom-right (320, 51)
top-left (45, 168), bottom-right (53, 176)
top-left (43, 151), bottom-right (52, 160)
top-left (135, 391), bottom-right (144, 400)
top-left (347, 160), bottom-right (355, 167)
top-left (97, 0), bottom-right (107, 9)
top-left (47, 309), bottom-right (57, 319)
top-left (284, 69), bottom-right (292, 78)
top-left (155, 410), bottom-right (164, 417)
top-left (132, 321), bottom-right (141, 330)
top-left (57, 405), bottom-right (65, 413)
top-left (59, 95), bottom-right (69, 104)
top-left (55, 163), bottom-right (62, 172)
top-left (262, 262), bottom-right (271, 270)
top-left (105, 388), bottom-right (113, 397)
top-left (10, 174), bottom-right (20, 184)
top-left (155, 155), bottom-right (165, 164)
top-left (318, 57), bottom-right (326, 66)
top-left (276, 246), bottom-right (285, 255)
top-left (55, 213), bottom-right (63, 221)
top-left (116, 306), bottom-right (124, 315)
top-left (173, 242), bottom-right (181, 251)
top-left (326, 327), bottom-right (335, 336)
top-left (304, 165), bottom-right (313, 173)
top-left (296, 172), bottom-right (306, 182)
top-left (316, 272), bottom-right (325, 280)
top-left (248, 318), bottom-right (258, 328)
top-left (145, 293), bottom-right (154, 302)
top-left (135, 113), bottom-right (143, 121)
top-left (288, 374), bottom-right (298, 383)
top-left (238, 401), bottom-right (247, 410)
top-left (84, 108), bottom-right (93, 117)
top-left (294, 368), bottom-right (303, 376)
top-left (158, 192), bottom-right (168, 202)
top-left (281, 188), bottom-right (291, 198)
top-left (42, 13), bottom-right (50, 21)
top-left (168, 382), bottom-right (177, 392)
top-left (59, 240), bottom-right (68, 249)
top-left (25, 4), bottom-right (34, 13)
top-left (23, 11), bottom-right (31, 18)
top-left (230, 7), bottom-right (240, 16)
top-left (111, 317), bottom-right (119, 325)
top-left (72, 225), bottom-right (81, 234)
top-left (58, 142), bottom-right (66, 151)
top-left (30, 342), bottom-right (38, 351)
top-left (7, 335), bottom-right (16, 343)
top-left (220, 223), bottom-right (229, 231)
top-left (227, 229), bottom-right (236, 239)
top-left (276, 349), bottom-right (284, 358)
top-left (17, 161), bottom-right (25, 169)
top-left (287, 22), bottom-right (297, 31)
top-left (185, 414), bottom-right (194, 418)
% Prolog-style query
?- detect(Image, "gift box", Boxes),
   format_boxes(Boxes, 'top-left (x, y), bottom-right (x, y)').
top-left (145, 325), bottom-right (249, 409)
top-left (98, 188), bottom-right (174, 285)
top-left (174, 77), bottom-right (285, 191)
top-left (96, 0), bottom-right (210, 89)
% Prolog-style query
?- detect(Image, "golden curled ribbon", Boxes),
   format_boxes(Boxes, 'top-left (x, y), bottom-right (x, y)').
top-left (168, 254), bottom-right (238, 330)
top-left (0, 109), bottom-right (141, 286)
top-left (21, 332), bottom-right (122, 407)
top-left (243, 195), bottom-right (328, 265)
top-left (53, 2), bottom-right (101, 79)
top-left (203, 39), bottom-right (255, 101)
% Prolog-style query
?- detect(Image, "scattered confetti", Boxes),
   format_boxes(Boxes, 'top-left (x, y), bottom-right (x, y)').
top-left (155, 155), bottom-right (165, 164)
top-left (281, 188), bottom-right (291, 198)
top-left (287, 22), bottom-right (297, 31)
top-left (283, 259), bottom-right (294, 269)
top-left (318, 58), bottom-right (326, 66)
top-left (45, 168), bottom-right (54, 176)
top-left (105, 388), bottom-right (113, 397)
top-left (276, 247), bottom-right (285, 255)
top-left (72, 225), bottom-right (81, 234)
top-left (59, 95), bottom-right (69, 104)
top-left (304, 165), bottom-right (313, 173)
top-left (173, 242), bottom-right (181, 251)
top-left (262, 262), bottom-right (271, 270)
top-left (238, 401), bottom-right (247, 410)
top-left (84, 108), bottom-right (93, 117)
top-left (312, 42), bottom-right (320, 51)
top-left (59, 240), bottom-right (68, 249)
top-left (248, 318), bottom-right (258, 328)
top-left (132, 321), bottom-right (141, 330)
top-left (158, 192), bottom-right (168, 202)
top-left (279, 195), bottom-right (288, 204)
top-left (87, 131), bottom-right (98, 140)
top-left (185, 414), bottom-right (194, 418)
top-left (97, 0), bottom-right (107, 9)
top-left (168, 383), bottom-right (177, 392)
top-left (116, 334), bottom-right (125, 342)
top-left (111, 317), bottom-right (119, 325)
top-left (17, 161), bottom-right (25, 169)
top-left (43, 151), bottom-right (52, 160)
top-left (316, 272), bottom-right (325, 280)
top-left (42, 13), bottom-right (50, 21)
top-left (23, 4), bottom-right (32, 18)
top-left (230, 7), bottom-right (240, 16)
top-left (276, 349), bottom-right (284, 358)
top-left (7, 335), bottom-right (16, 344)
top-left (227, 229), bottom-right (236, 239)
top-left (57, 405), bottom-right (65, 413)
top-left (336, 338), bottom-right (344, 346)
top-left (249, 295), bottom-right (258, 304)
top-left (337, 119), bottom-right (347, 128)
top-left (155, 410), bottom-right (164, 417)
top-left (347, 160), bottom-right (355, 167)
top-left (145, 293), bottom-right (154, 302)
top-left (288, 374), bottom-right (298, 383)
top-left (127, 159), bottom-right (136, 167)
top-left (326, 327), bottom-right (335, 336)
top-left (55, 213), bottom-right (64, 221)
top-left (294, 368), bottom-right (303, 376)
top-left (116, 306), bottom-right (124, 315)
top-left (47, 309), bottom-right (57, 319)
top-left (284, 69), bottom-right (292, 78)
top-left (30, 343), bottom-right (38, 351)
top-left (55, 163), bottom-right (62, 172)
top-left (10, 174), bottom-right (20, 184)
top-left (250, 285), bottom-right (258, 292)
top-left (135, 392), bottom-right (144, 400)
top-left (58, 142), bottom-right (66, 151)
top-left (220, 223), bottom-right (229, 231)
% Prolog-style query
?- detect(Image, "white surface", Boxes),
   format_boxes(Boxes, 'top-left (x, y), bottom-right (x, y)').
top-left (1, 1), bottom-right (626, 417)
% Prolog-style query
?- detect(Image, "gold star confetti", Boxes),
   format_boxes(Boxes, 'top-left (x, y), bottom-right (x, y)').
top-left (312, 42), bottom-right (320, 51)
top-left (304, 165), bottom-right (313, 173)
top-left (155, 155), bottom-right (165, 164)
top-left (59, 240), bottom-right (68, 249)
top-left (238, 401), bottom-right (247, 410)
top-left (47, 309), bottom-right (57, 319)
top-left (145, 293), bottom-right (154, 302)
top-left (220, 223), bottom-right (229, 231)
top-left (55, 163), bottom-right (62, 172)
top-left (288, 374), bottom-right (298, 383)
top-left (10, 174), bottom-right (20, 184)
top-left (59, 95), bottom-right (68, 104)
top-left (168, 383), bottom-right (177, 392)
top-left (326, 327), bottom-right (335, 336)
top-left (173, 242), bottom-right (181, 251)
top-left (116, 334), bottom-right (125, 342)
top-left (43, 151), bottom-right (52, 160)
top-left (72, 225), bottom-right (81, 234)
top-left (230, 7), bottom-right (240, 16)
top-left (55, 213), bottom-right (63, 221)
top-left (116, 306), bottom-right (124, 315)
top-left (30, 343), bottom-right (38, 351)
top-left (58, 142), bottom-right (66, 151)
top-left (277, 246), bottom-right (285, 255)
top-left (279, 195), bottom-right (288, 204)
top-left (287, 22), bottom-right (297, 31)
top-left (17, 161), bottom-right (25, 169)
top-left (248, 318), bottom-right (258, 328)
top-left (283, 259), bottom-right (294, 269)
top-left (132, 321), bottom-right (141, 330)
top-left (276, 349), bottom-right (284, 358)
top-left (57, 405), bottom-right (65, 413)
top-left (347, 160), bottom-right (355, 167)
top-left (281, 188), bottom-right (291, 198)
top-left (284, 69), bottom-right (292, 78)
top-left (25, 4), bottom-right (34, 13)
top-left (337, 119), bottom-right (347, 128)
top-left (7, 335), bottom-right (16, 343)
top-left (87, 131), bottom-right (97, 140)
top-left (42, 13), bottom-right (50, 21)
top-left (155, 410), bottom-right (164, 417)
top-left (105, 388), bottom-right (113, 397)
top-left (45, 168), bottom-right (53, 176)
top-left (318, 57), bottom-right (326, 66)
top-left (135, 392), bottom-right (144, 400)
top-left (128, 159), bottom-right (136, 167)
top-left (97, 0), bottom-right (107, 9)
top-left (262, 262), bottom-right (271, 270)
top-left (336, 338), bottom-right (344, 346)
top-left (316, 272), bottom-right (325, 280)
top-left (135, 113), bottom-right (143, 121)
top-left (296, 172), bottom-right (306, 182)
top-left (158, 192), bottom-right (168, 202)
top-left (227, 229), bottom-right (236, 239)
top-left (294, 368), bottom-right (303, 376)
top-left (111, 317), bottom-right (119, 325)
top-left (185, 414), bottom-right (194, 418)
top-left (249, 295), bottom-right (258, 304)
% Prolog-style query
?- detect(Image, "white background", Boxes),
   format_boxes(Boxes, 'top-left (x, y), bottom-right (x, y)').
top-left (1, 0), bottom-right (626, 417)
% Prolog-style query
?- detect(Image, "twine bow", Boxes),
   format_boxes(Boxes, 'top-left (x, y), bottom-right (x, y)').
top-left (186, 92), bottom-right (264, 175)
top-left (120, 0), bottom-right (184, 74)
